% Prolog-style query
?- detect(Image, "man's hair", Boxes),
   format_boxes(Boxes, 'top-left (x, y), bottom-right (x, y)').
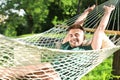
top-left (67, 23), bottom-right (85, 32)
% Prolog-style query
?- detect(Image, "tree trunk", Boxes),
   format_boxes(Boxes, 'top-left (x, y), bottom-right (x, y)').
top-left (111, 49), bottom-right (120, 80)
top-left (76, 0), bottom-right (81, 14)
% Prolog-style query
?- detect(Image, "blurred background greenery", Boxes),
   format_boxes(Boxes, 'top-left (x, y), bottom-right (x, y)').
top-left (0, 0), bottom-right (106, 37)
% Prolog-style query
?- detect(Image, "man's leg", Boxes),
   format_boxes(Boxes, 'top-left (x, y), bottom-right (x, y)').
top-left (0, 63), bottom-right (61, 80)
top-left (102, 34), bottom-right (115, 48)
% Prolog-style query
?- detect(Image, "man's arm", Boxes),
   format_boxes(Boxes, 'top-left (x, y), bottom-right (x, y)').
top-left (91, 5), bottom-right (115, 50)
top-left (74, 4), bottom-right (96, 26)
top-left (62, 5), bottom-right (96, 44)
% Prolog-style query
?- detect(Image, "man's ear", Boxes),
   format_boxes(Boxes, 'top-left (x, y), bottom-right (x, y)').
top-left (84, 35), bottom-right (86, 40)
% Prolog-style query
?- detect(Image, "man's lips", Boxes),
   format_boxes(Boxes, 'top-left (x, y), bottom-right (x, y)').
top-left (71, 39), bottom-right (79, 44)
top-left (71, 41), bottom-right (79, 44)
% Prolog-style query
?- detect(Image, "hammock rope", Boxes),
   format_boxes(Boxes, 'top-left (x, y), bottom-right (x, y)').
top-left (0, 0), bottom-right (120, 80)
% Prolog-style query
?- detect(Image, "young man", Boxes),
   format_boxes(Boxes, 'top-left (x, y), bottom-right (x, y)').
top-left (61, 5), bottom-right (115, 50)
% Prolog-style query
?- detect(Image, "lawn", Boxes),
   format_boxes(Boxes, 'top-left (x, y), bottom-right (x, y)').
top-left (81, 56), bottom-right (113, 80)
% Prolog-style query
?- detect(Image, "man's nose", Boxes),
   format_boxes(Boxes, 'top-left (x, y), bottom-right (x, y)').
top-left (72, 35), bottom-right (76, 39)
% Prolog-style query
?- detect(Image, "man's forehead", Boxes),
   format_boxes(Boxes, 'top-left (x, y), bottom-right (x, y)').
top-left (69, 29), bottom-right (84, 32)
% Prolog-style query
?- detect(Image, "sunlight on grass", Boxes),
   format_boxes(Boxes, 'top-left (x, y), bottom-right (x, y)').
top-left (81, 56), bottom-right (113, 80)
top-left (17, 33), bottom-right (36, 38)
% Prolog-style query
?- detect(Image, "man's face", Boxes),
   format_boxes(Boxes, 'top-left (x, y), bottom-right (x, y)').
top-left (68, 29), bottom-right (84, 48)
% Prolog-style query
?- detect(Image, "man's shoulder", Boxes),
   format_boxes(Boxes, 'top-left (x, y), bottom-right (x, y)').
top-left (79, 45), bottom-right (93, 50)
top-left (60, 42), bottom-right (71, 50)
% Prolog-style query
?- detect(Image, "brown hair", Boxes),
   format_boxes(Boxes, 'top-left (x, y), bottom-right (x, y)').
top-left (67, 23), bottom-right (85, 32)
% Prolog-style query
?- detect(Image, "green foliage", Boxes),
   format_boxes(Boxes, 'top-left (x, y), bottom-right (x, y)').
top-left (0, 0), bottom-right (49, 36)
top-left (81, 56), bottom-right (113, 80)
top-left (0, 0), bottom-right (107, 37)
top-left (111, 75), bottom-right (120, 79)
top-left (61, 0), bottom-right (78, 16)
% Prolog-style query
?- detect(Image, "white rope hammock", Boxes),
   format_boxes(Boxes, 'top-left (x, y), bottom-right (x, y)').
top-left (0, 0), bottom-right (120, 80)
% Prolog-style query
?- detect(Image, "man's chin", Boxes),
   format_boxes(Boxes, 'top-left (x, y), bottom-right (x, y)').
top-left (71, 45), bottom-right (79, 48)
top-left (70, 43), bottom-right (81, 48)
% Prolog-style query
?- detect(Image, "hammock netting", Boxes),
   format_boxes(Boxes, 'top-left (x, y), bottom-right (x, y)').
top-left (0, 0), bottom-right (120, 80)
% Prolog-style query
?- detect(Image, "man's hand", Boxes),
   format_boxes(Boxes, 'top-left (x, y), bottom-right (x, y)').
top-left (84, 4), bottom-right (96, 13)
top-left (103, 5), bottom-right (115, 13)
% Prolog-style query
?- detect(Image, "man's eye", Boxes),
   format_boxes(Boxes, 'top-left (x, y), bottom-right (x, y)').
top-left (69, 34), bottom-right (73, 37)
top-left (75, 33), bottom-right (79, 37)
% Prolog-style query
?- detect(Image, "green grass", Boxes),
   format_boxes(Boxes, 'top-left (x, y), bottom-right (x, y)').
top-left (16, 33), bottom-right (37, 38)
top-left (81, 56), bottom-right (113, 80)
